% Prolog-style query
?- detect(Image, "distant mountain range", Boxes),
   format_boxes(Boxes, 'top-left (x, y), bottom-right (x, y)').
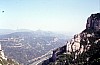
top-left (0, 29), bottom-right (33, 35)
top-left (0, 30), bottom-right (70, 65)
top-left (0, 29), bottom-right (73, 37)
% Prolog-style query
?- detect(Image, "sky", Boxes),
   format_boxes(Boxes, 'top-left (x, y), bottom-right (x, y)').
top-left (0, 0), bottom-right (100, 34)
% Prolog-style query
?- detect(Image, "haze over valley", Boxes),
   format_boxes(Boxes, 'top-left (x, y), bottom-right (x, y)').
top-left (0, 0), bottom-right (99, 65)
top-left (0, 29), bottom-right (70, 64)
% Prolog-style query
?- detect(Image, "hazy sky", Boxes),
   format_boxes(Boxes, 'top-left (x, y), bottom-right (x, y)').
top-left (0, 0), bottom-right (99, 34)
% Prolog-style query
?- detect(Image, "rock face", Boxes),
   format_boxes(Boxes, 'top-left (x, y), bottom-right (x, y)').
top-left (42, 13), bottom-right (100, 65)
top-left (86, 13), bottom-right (100, 31)
top-left (66, 34), bottom-right (82, 54)
top-left (67, 13), bottom-right (100, 55)
top-left (66, 13), bottom-right (100, 59)
top-left (65, 13), bottom-right (100, 56)
top-left (51, 13), bottom-right (100, 61)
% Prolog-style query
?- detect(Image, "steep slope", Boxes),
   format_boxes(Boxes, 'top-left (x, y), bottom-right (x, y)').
top-left (42, 13), bottom-right (100, 65)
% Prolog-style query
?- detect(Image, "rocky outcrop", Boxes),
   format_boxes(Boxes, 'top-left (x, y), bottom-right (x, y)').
top-left (86, 13), bottom-right (100, 31)
top-left (66, 13), bottom-right (100, 60)
top-left (42, 13), bottom-right (100, 65)
top-left (50, 14), bottom-right (100, 61)
top-left (52, 45), bottom-right (66, 62)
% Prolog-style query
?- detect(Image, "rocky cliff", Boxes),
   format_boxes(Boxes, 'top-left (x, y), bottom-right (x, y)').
top-left (42, 13), bottom-right (100, 65)
top-left (86, 13), bottom-right (100, 31)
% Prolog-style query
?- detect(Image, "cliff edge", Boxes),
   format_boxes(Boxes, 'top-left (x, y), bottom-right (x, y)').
top-left (42, 13), bottom-right (100, 65)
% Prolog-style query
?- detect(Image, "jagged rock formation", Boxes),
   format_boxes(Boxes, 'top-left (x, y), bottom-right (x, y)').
top-left (42, 13), bottom-right (100, 65)
top-left (86, 13), bottom-right (100, 31)
top-left (67, 13), bottom-right (100, 55)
